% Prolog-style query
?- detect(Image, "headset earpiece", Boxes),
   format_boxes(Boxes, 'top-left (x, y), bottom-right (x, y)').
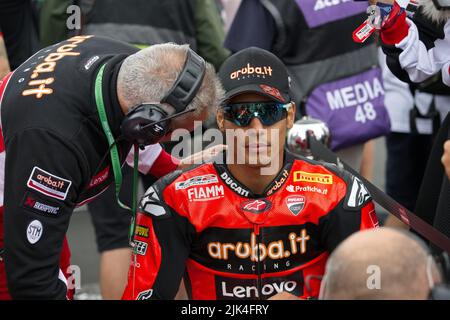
top-left (121, 104), bottom-right (169, 146)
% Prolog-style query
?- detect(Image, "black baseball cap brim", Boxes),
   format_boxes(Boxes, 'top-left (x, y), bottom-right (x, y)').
top-left (224, 84), bottom-right (290, 104)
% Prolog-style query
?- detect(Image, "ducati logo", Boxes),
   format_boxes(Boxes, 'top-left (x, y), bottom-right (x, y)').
top-left (286, 196), bottom-right (306, 216)
top-left (240, 199), bottom-right (272, 214)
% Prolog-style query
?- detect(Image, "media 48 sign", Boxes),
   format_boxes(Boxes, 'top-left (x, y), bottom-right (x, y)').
top-left (305, 68), bottom-right (390, 150)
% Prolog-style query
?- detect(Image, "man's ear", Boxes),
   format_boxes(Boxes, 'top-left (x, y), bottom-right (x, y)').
top-left (216, 110), bottom-right (225, 132)
top-left (287, 102), bottom-right (296, 129)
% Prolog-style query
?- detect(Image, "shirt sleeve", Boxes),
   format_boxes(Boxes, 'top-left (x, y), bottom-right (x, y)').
top-left (224, 0), bottom-right (276, 53)
top-left (125, 144), bottom-right (179, 178)
top-left (3, 129), bottom-right (87, 299)
top-left (397, 20), bottom-right (449, 83)
top-left (122, 178), bottom-right (195, 300)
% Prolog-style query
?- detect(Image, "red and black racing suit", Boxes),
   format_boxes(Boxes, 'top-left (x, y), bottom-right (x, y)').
top-left (0, 35), bottom-right (178, 299)
top-left (122, 152), bottom-right (378, 300)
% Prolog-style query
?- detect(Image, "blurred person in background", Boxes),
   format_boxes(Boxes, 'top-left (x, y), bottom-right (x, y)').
top-left (378, 0), bottom-right (450, 245)
top-left (0, 0), bottom-right (40, 71)
top-left (379, 0), bottom-right (450, 88)
top-left (38, 0), bottom-right (230, 299)
top-left (0, 32), bottom-right (10, 78)
top-left (219, 0), bottom-right (242, 33)
top-left (379, 47), bottom-right (450, 228)
top-left (40, 0), bottom-right (229, 71)
top-left (224, 0), bottom-right (390, 173)
top-left (319, 228), bottom-right (445, 299)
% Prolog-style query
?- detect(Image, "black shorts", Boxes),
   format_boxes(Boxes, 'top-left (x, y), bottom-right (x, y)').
top-left (88, 166), bottom-right (157, 253)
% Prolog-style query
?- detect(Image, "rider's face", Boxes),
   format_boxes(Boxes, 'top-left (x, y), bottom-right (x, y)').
top-left (217, 92), bottom-right (295, 168)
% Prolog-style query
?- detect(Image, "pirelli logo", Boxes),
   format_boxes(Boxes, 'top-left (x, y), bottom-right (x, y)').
top-left (293, 171), bottom-right (333, 185)
top-left (135, 225), bottom-right (149, 238)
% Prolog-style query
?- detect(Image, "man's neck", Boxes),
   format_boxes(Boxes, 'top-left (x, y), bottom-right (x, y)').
top-left (226, 160), bottom-right (284, 195)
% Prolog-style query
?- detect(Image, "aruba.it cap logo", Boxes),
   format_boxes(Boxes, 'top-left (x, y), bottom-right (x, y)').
top-left (230, 63), bottom-right (273, 80)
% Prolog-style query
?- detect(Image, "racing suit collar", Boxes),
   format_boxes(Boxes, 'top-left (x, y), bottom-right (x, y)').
top-left (213, 150), bottom-right (292, 198)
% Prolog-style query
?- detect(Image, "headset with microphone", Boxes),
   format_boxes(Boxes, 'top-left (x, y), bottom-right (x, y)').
top-left (120, 48), bottom-right (206, 146)
top-left (93, 47), bottom-right (207, 245)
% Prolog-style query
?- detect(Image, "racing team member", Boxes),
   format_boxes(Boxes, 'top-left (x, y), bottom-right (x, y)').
top-left (122, 47), bottom-right (379, 300)
top-left (0, 35), bottom-right (224, 299)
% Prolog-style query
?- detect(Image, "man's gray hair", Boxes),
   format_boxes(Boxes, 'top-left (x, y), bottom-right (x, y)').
top-left (117, 43), bottom-right (224, 116)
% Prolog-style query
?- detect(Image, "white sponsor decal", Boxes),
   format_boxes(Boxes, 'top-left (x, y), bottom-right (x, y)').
top-left (134, 240), bottom-right (148, 256)
top-left (33, 201), bottom-right (59, 215)
top-left (221, 280), bottom-right (297, 299)
top-left (140, 187), bottom-right (166, 217)
top-left (27, 166), bottom-right (72, 200)
top-left (347, 177), bottom-right (371, 207)
top-left (143, 186), bottom-right (159, 201)
top-left (137, 289), bottom-right (153, 300)
top-left (84, 55), bottom-right (99, 70)
top-left (286, 184), bottom-right (328, 195)
top-left (143, 203), bottom-right (166, 216)
top-left (326, 77), bottom-right (384, 110)
top-left (27, 220), bottom-right (43, 244)
top-left (175, 174), bottom-right (218, 190)
top-left (187, 185), bottom-right (224, 202)
top-left (286, 196), bottom-right (305, 216)
top-left (24, 195), bottom-right (60, 215)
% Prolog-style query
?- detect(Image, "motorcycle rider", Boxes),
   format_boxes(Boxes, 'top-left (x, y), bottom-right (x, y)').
top-left (122, 47), bottom-right (378, 300)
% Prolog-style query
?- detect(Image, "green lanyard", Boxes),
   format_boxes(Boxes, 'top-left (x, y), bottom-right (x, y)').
top-left (94, 63), bottom-right (138, 246)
